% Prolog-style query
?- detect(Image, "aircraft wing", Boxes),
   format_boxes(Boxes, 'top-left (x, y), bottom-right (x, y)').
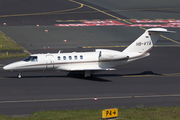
top-left (69, 68), bottom-right (116, 71)
top-left (57, 67), bottom-right (116, 71)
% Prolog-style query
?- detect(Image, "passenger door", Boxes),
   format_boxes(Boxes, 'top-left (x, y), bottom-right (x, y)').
top-left (46, 55), bottom-right (54, 69)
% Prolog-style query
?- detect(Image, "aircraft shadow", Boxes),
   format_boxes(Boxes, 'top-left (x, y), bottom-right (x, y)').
top-left (96, 71), bottom-right (162, 77)
top-left (6, 72), bottom-right (112, 82)
top-left (67, 72), bottom-right (112, 82)
top-left (6, 71), bottom-right (161, 82)
top-left (7, 75), bottom-right (66, 79)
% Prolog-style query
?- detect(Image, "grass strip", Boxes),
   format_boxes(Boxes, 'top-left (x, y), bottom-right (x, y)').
top-left (0, 31), bottom-right (30, 59)
top-left (0, 53), bottom-right (29, 59)
top-left (0, 31), bottom-right (23, 51)
top-left (0, 107), bottom-right (180, 120)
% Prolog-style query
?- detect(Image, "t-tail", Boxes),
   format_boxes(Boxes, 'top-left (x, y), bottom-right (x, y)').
top-left (123, 28), bottom-right (176, 62)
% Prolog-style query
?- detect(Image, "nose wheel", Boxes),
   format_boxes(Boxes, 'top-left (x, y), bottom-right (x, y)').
top-left (17, 73), bottom-right (22, 79)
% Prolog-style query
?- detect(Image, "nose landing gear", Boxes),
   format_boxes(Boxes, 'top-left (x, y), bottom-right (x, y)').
top-left (17, 72), bottom-right (22, 79)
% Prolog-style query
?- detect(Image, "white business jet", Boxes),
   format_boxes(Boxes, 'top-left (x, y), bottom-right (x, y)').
top-left (3, 28), bottom-right (175, 78)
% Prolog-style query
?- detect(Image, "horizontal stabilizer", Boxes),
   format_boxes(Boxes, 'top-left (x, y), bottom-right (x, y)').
top-left (147, 28), bottom-right (176, 33)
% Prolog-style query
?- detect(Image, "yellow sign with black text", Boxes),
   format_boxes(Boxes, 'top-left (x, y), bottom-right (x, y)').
top-left (102, 108), bottom-right (118, 119)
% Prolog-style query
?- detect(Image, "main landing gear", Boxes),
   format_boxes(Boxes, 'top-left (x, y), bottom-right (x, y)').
top-left (84, 71), bottom-right (93, 78)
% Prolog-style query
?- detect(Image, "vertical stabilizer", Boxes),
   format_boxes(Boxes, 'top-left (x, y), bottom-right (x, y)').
top-left (123, 28), bottom-right (175, 54)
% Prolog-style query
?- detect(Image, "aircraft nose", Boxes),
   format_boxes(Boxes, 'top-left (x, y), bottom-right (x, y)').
top-left (3, 63), bottom-right (16, 71)
top-left (3, 65), bottom-right (11, 70)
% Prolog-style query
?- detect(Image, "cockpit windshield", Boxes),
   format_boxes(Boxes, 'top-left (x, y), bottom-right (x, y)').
top-left (23, 56), bottom-right (38, 62)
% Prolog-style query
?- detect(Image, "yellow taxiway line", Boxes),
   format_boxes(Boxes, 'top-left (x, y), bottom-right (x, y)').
top-left (70, 0), bottom-right (180, 45)
top-left (82, 45), bottom-right (180, 48)
top-left (0, 1), bottom-right (83, 18)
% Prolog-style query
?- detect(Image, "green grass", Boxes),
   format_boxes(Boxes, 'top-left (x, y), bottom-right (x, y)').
top-left (0, 107), bottom-right (180, 120)
top-left (0, 31), bottom-right (30, 59)
top-left (0, 31), bottom-right (23, 51)
top-left (0, 53), bottom-right (29, 59)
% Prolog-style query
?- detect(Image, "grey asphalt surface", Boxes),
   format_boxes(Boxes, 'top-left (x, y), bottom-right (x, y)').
top-left (0, 0), bottom-right (180, 116)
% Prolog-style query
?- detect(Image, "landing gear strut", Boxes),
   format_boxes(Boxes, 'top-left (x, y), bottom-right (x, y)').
top-left (84, 71), bottom-right (93, 78)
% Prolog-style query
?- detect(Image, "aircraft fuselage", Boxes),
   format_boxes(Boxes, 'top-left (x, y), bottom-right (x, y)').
top-left (3, 49), bottom-right (128, 72)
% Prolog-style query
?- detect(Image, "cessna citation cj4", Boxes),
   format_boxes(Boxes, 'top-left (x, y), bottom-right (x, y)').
top-left (3, 28), bottom-right (175, 78)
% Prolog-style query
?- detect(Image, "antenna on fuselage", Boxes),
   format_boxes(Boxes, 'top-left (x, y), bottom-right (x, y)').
top-left (58, 50), bottom-right (62, 54)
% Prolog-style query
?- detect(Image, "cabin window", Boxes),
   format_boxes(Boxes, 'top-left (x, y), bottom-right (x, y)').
top-left (80, 55), bottom-right (83, 59)
top-left (69, 56), bottom-right (72, 60)
top-left (58, 56), bottom-right (61, 60)
top-left (74, 56), bottom-right (77, 60)
top-left (23, 56), bottom-right (38, 62)
top-left (63, 56), bottom-right (66, 60)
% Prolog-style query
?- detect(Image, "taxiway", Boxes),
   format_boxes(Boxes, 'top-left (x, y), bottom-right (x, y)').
top-left (0, 0), bottom-right (180, 115)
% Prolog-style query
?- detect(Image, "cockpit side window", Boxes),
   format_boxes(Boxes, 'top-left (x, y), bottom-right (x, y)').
top-left (23, 56), bottom-right (32, 61)
top-left (31, 56), bottom-right (38, 62)
top-left (23, 56), bottom-right (38, 62)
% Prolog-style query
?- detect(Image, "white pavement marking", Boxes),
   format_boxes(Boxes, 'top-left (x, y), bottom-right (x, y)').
top-left (0, 94), bottom-right (180, 104)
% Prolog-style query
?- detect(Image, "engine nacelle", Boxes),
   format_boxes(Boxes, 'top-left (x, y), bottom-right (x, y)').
top-left (94, 49), bottom-right (128, 60)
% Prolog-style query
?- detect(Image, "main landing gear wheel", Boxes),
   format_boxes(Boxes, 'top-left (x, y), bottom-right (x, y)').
top-left (17, 73), bottom-right (22, 79)
top-left (84, 71), bottom-right (93, 78)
